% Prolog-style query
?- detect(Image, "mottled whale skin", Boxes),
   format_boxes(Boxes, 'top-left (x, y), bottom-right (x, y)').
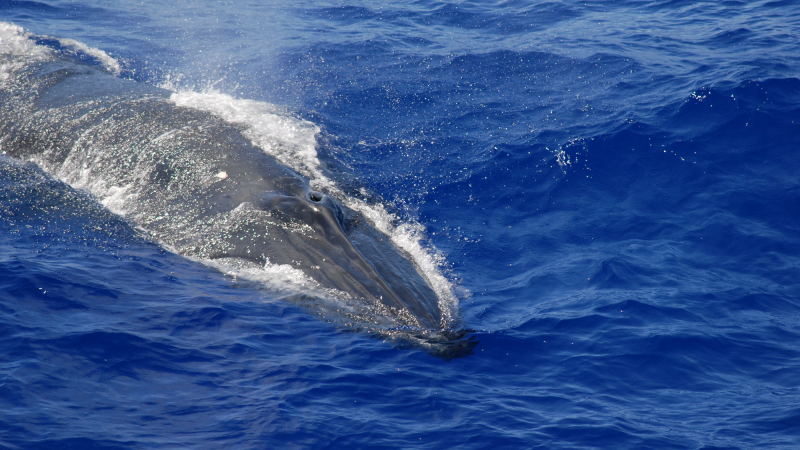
top-left (0, 55), bottom-right (447, 332)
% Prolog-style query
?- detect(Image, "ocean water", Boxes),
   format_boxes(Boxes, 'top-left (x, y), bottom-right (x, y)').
top-left (2, 0), bottom-right (800, 448)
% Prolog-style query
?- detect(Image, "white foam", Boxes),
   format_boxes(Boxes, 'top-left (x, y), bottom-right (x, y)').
top-left (55, 37), bottom-right (121, 76)
top-left (343, 197), bottom-right (458, 322)
top-left (0, 22), bottom-right (47, 57)
top-left (0, 22), bottom-right (121, 80)
top-left (193, 257), bottom-right (398, 326)
top-left (0, 22), bottom-right (52, 82)
top-left (201, 257), bottom-right (326, 293)
top-left (170, 90), bottom-right (326, 188)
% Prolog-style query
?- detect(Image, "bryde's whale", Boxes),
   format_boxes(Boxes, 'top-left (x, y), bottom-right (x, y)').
top-left (0, 27), bottom-right (475, 356)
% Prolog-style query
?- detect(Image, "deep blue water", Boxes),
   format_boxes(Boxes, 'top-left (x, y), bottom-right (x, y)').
top-left (3, 0), bottom-right (800, 448)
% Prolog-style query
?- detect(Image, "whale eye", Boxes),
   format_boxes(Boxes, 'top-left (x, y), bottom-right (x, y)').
top-left (309, 191), bottom-right (324, 202)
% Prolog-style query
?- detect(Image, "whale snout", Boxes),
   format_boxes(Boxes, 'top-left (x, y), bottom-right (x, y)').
top-left (253, 191), bottom-right (441, 329)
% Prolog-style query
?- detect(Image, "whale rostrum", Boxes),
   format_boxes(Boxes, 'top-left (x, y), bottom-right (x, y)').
top-left (0, 56), bottom-right (450, 333)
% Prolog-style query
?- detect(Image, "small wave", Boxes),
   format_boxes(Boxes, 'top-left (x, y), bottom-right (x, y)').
top-left (0, 22), bottom-right (121, 77)
top-left (50, 37), bottom-right (122, 76)
top-left (0, 22), bottom-right (52, 82)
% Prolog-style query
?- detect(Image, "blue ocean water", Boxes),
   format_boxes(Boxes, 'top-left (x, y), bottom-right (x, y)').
top-left (2, 0), bottom-right (800, 448)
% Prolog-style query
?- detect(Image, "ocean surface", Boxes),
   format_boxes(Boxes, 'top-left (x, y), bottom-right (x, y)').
top-left (2, 0), bottom-right (800, 448)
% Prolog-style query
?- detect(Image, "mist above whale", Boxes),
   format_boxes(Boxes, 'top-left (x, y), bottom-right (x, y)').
top-left (0, 29), bottom-right (460, 336)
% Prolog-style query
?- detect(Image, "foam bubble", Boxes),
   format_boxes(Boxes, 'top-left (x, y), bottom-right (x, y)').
top-left (0, 22), bottom-right (52, 82)
top-left (200, 256), bottom-right (326, 293)
top-left (170, 91), bottom-right (326, 188)
top-left (192, 256), bottom-right (406, 327)
top-left (0, 22), bottom-right (121, 80)
top-left (55, 37), bottom-right (122, 76)
top-left (0, 22), bottom-right (47, 57)
top-left (341, 197), bottom-right (458, 321)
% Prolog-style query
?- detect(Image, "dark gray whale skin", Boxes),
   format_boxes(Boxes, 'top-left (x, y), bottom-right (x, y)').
top-left (0, 56), bottom-right (448, 331)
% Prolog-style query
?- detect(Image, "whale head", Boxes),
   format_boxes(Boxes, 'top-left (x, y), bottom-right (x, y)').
top-left (186, 172), bottom-right (445, 331)
top-left (260, 189), bottom-right (443, 329)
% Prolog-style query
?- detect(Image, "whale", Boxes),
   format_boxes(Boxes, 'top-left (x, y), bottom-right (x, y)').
top-left (0, 33), bottom-right (476, 355)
